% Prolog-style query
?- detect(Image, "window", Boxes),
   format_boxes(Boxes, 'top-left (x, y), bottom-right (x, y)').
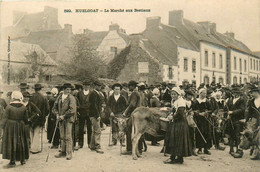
top-left (234, 56), bottom-right (237, 70)
top-left (168, 66), bottom-right (173, 79)
top-left (184, 58), bottom-right (188, 72)
top-left (250, 59), bottom-right (252, 70)
top-left (192, 60), bottom-right (196, 73)
top-left (254, 59), bottom-right (256, 70)
top-left (138, 62), bottom-right (149, 73)
top-left (219, 54), bottom-right (223, 69)
top-left (233, 76), bottom-right (237, 84)
top-left (205, 50), bottom-right (208, 67)
top-left (192, 80), bottom-right (196, 87)
top-left (204, 76), bottom-right (209, 85)
top-left (244, 60), bottom-right (247, 72)
top-left (219, 77), bottom-right (224, 84)
top-left (239, 58), bottom-right (242, 72)
top-left (244, 78), bottom-right (247, 83)
top-left (212, 52), bottom-right (216, 68)
top-left (257, 60), bottom-right (259, 71)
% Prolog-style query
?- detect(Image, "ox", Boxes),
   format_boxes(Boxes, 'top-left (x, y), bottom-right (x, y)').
top-left (118, 107), bottom-right (169, 160)
top-left (239, 120), bottom-right (260, 160)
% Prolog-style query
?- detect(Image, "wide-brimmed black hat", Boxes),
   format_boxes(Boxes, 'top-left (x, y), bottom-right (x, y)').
top-left (128, 80), bottom-right (138, 87)
top-left (185, 89), bottom-right (194, 96)
top-left (62, 83), bottom-right (73, 89)
top-left (75, 83), bottom-right (83, 89)
top-left (0, 90), bottom-right (3, 93)
top-left (249, 85), bottom-right (260, 93)
top-left (18, 83), bottom-right (29, 89)
top-left (34, 83), bottom-right (44, 89)
top-left (82, 79), bottom-right (92, 86)
top-left (22, 91), bottom-right (32, 98)
top-left (232, 86), bottom-right (242, 93)
top-left (112, 83), bottom-right (122, 90)
top-left (93, 80), bottom-right (102, 86)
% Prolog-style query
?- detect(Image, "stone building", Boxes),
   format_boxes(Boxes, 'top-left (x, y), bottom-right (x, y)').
top-left (83, 23), bottom-right (129, 63)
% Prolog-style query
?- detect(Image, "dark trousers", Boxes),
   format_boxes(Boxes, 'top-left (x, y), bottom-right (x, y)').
top-left (47, 118), bottom-right (60, 146)
top-left (78, 115), bottom-right (92, 147)
top-left (229, 121), bottom-right (241, 149)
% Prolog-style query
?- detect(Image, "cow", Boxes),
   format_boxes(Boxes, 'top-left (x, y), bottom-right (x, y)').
top-left (239, 120), bottom-right (260, 160)
top-left (128, 107), bottom-right (169, 160)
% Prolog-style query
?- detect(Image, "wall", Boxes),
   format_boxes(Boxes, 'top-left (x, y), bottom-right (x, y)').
top-left (200, 42), bottom-right (226, 84)
top-left (177, 47), bottom-right (200, 86)
top-left (248, 55), bottom-right (260, 82)
top-left (97, 30), bottom-right (128, 62)
top-left (230, 49), bottom-right (249, 84)
top-left (117, 42), bottom-right (162, 84)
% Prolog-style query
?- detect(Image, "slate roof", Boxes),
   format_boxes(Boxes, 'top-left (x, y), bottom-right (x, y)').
top-left (21, 29), bottom-right (71, 53)
top-left (0, 41), bottom-right (57, 66)
top-left (179, 19), bottom-right (226, 48)
top-left (212, 32), bottom-right (252, 54)
top-left (253, 51), bottom-right (260, 58)
top-left (84, 31), bottom-right (108, 49)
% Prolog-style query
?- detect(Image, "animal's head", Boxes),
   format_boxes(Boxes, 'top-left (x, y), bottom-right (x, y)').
top-left (116, 117), bottom-right (129, 140)
top-left (239, 130), bottom-right (253, 150)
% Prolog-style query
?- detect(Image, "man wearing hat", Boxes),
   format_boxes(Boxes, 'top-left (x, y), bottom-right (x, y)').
top-left (107, 83), bottom-right (128, 145)
top-left (122, 80), bottom-right (141, 155)
top-left (120, 83), bottom-right (129, 101)
top-left (30, 83), bottom-right (49, 154)
top-left (22, 91), bottom-right (41, 149)
top-left (244, 86), bottom-right (260, 159)
top-left (160, 82), bottom-right (171, 107)
top-left (88, 80), bottom-right (104, 154)
top-left (18, 83), bottom-right (29, 93)
top-left (76, 80), bottom-right (92, 149)
top-left (225, 85), bottom-right (246, 158)
top-left (53, 83), bottom-right (77, 160)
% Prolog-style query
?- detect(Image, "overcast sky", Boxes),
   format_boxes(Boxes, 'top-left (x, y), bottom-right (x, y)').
top-left (0, 0), bottom-right (259, 51)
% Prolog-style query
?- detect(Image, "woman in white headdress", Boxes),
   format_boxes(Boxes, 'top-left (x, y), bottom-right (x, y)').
top-left (0, 91), bottom-right (29, 168)
top-left (192, 88), bottom-right (212, 155)
top-left (164, 87), bottom-right (192, 164)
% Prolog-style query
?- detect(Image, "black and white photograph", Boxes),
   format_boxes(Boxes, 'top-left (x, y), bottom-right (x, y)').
top-left (0, 0), bottom-right (259, 171)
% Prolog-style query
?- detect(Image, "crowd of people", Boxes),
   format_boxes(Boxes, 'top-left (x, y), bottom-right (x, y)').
top-left (0, 79), bottom-right (259, 168)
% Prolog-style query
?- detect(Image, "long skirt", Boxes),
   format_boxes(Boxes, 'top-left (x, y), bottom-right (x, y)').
top-left (164, 118), bottom-right (192, 157)
top-left (2, 119), bottom-right (29, 161)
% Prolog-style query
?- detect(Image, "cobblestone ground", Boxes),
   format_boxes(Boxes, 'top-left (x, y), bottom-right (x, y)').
top-left (0, 126), bottom-right (259, 172)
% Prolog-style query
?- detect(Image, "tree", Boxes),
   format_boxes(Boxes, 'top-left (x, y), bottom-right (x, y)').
top-left (62, 34), bottom-right (106, 81)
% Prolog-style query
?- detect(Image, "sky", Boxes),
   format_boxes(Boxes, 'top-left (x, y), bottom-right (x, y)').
top-left (0, 0), bottom-right (259, 51)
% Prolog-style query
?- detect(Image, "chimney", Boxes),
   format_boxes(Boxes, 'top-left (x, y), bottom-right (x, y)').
top-left (224, 31), bottom-right (235, 39)
top-left (209, 23), bottom-right (216, 33)
top-left (197, 21), bottom-right (211, 33)
top-left (146, 16), bottom-right (161, 29)
top-left (169, 10), bottom-right (184, 26)
top-left (83, 28), bottom-right (92, 35)
top-left (13, 11), bottom-right (27, 25)
top-left (109, 23), bottom-right (120, 31)
top-left (64, 24), bottom-right (72, 33)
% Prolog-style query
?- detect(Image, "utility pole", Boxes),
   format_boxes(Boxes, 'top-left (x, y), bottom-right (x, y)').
top-left (7, 36), bottom-right (11, 85)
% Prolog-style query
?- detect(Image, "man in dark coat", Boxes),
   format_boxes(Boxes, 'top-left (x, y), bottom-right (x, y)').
top-left (122, 80), bottom-right (141, 155)
top-left (76, 81), bottom-right (92, 149)
top-left (107, 83), bottom-right (127, 145)
top-left (160, 82), bottom-right (171, 107)
top-left (30, 84), bottom-right (49, 154)
top-left (225, 86), bottom-right (246, 158)
top-left (88, 80), bottom-right (104, 154)
top-left (54, 83), bottom-right (77, 160)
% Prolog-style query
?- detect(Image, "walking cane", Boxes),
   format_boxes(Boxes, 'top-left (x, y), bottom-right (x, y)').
top-left (46, 120), bottom-right (59, 162)
top-left (41, 126), bottom-right (43, 152)
top-left (193, 120), bottom-right (207, 144)
top-left (108, 118), bottom-right (113, 146)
